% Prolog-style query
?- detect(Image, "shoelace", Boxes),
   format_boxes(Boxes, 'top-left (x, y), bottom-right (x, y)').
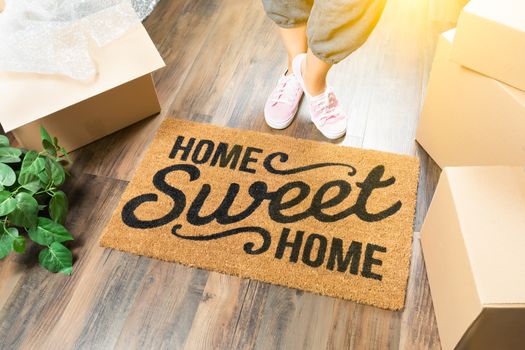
top-left (271, 76), bottom-right (300, 106)
top-left (311, 90), bottom-right (344, 125)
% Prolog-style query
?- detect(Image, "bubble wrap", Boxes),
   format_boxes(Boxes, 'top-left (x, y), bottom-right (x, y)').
top-left (133, 0), bottom-right (160, 20)
top-left (0, 0), bottom-right (159, 80)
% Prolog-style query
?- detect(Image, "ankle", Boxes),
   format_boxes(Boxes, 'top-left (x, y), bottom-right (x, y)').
top-left (305, 82), bottom-right (327, 96)
top-left (301, 60), bottom-right (327, 96)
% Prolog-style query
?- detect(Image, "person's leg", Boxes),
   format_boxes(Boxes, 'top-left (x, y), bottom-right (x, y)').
top-left (262, 0), bottom-right (313, 74)
top-left (278, 25), bottom-right (308, 75)
top-left (302, 48), bottom-right (331, 95)
top-left (291, 0), bottom-right (387, 139)
top-left (261, 0), bottom-right (313, 129)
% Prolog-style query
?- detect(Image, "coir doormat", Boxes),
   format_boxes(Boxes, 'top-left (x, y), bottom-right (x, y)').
top-left (100, 118), bottom-right (419, 310)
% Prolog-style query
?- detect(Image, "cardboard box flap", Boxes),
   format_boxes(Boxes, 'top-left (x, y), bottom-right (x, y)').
top-left (441, 28), bottom-right (455, 48)
top-left (0, 23), bottom-right (165, 132)
top-left (501, 82), bottom-right (525, 108)
top-left (452, 0), bottom-right (525, 92)
top-left (447, 167), bottom-right (525, 305)
top-left (446, 28), bottom-right (525, 105)
top-left (464, 0), bottom-right (525, 32)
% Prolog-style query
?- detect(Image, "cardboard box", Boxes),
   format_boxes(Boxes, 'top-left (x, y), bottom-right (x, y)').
top-left (421, 166), bottom-right (525, 350)
top-left (416, 30), bottom-right (525, 168)
top-left (451, 0), bottom-right (525, 92)
top-left (0, 23), bottom-right (165, 152)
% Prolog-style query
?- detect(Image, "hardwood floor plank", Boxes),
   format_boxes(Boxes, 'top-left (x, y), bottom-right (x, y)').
top-left (228, 281), bottom-right (271, 350)
top-left (0, 256), bottom-right (24, 312)
top-left (113, 263), bottom-right (208, 350)
top-left (399, 233), bottom-right (441, 349)
top-left (48, 253), bottom-right (151, 350)
top-left (254, 287), bottom-right (302, 350)
top-left (181, 273), bottom-right (251, 350)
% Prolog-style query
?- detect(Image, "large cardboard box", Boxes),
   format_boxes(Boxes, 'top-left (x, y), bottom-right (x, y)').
top-left (0, 23), bottom-right (165, 152)
top-left (421, 166), bottom-right (525, 350)
top-left (451, 0), bottom-right (525, 92)
top-left (416, 30), bottom-right (525, 168)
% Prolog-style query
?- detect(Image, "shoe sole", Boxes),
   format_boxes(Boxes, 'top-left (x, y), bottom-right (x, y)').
top-left (310, 119), bottom-right (346, 139)
top-left (319, 128), bottom-right (347, 140)
top-left (265, 114), bottom-right (296, 130)
top-left (265, 103), bottom-right (300, 129)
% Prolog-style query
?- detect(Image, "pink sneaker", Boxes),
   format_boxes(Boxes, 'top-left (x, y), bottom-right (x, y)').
top-left (264, 70), bottom-right (303, 129)
top-left (292, 54), bottom-right (348, 140)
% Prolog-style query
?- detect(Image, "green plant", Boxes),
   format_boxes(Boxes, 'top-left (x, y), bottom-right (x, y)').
top-left (0, 127), bottom-right (73, 275)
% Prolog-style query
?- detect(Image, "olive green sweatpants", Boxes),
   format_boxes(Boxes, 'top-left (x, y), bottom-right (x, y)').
top-left (262, 0), bottom-right (387, 64)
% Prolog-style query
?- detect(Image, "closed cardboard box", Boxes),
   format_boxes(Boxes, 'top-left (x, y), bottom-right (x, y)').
top-left (0, 23), bottom-right (165, 152)
top-left (416, 29), bottom-right (525, 168)
top-left (451, 0), bottom-right (525, 92)
top-left (421, 166), bottom-right (525, 350)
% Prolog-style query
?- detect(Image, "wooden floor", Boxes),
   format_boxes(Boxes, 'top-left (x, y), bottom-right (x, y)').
top-left (0, 0), bottom-right (465, 348)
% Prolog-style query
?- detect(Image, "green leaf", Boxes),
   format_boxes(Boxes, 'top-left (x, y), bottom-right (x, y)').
top-left (0, 191), bottom-right (16, 216)
top-left (13, 236), bottom-right (26, 253)
top-left (40, 125), bottom-right (53, 143)
top-left (37, 158), bottom-right (53, 187)
top-left (43, 140), bottom-right (57, 157)
top-left (20, 174), bottom-right (42, 194)
top-left (37, 158), bottom-right (65, 187)
top-left (39, 242), bottom-right (72, 275)
top-left (0, 147), bottom-right (22, 163)
top-left (59, 146), bottom-right (72, 164)
top-left (21, 151), bottom-right (46, 175)
top-left (41, 126), bottom-right (57, 157)
top-left (49, 159), bottom-right (65, 186)
top-left (0, 227), bottom-right (18, 259)
top-left (19, 171), bottom-right (42, 194)
top-left (28, 217), bottom-right (73, 246)
top-left (18, 171), bottom-right (36, 185)
top-left (19, 153), bottom-right (46, 193)
top-left (0, 163), bottom-right (16, 187)
top-left (0, 135), bottom-right (9, 147)
top-left (8, 192), bottom-right (38, 229)
top-left (49, 191), bottom-right (68, 224)
top-left (40, 126), bottom-right (53, 146)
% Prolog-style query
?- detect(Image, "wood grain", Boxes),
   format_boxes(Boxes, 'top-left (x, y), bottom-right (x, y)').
top-left (0, 0), bottom-right (464, 348)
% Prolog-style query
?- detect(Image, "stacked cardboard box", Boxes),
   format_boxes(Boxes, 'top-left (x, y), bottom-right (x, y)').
top-left (418, 1), bottom-right (525, 349)
top-left (416, 0), bottom-right (525, 168)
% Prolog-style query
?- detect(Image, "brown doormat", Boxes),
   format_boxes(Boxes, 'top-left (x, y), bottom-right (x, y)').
top-left (100, 118), bottom-right (419, 310)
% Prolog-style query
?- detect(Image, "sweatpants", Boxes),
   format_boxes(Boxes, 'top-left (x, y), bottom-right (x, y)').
top-left (262, 0), bottom-right (387, 64)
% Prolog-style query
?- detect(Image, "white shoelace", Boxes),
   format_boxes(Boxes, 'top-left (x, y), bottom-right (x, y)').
top-left (311, 89), bottom-right (344, 125)
top-left (271, 75), bottom-right (300, 106)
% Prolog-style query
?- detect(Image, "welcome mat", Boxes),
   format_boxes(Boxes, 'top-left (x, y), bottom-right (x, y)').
top-left (100, 118), bottom-right (419, 310)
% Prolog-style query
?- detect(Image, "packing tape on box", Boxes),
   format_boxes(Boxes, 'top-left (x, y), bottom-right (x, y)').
top-left (0, 0), bottom-right (157, 80)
